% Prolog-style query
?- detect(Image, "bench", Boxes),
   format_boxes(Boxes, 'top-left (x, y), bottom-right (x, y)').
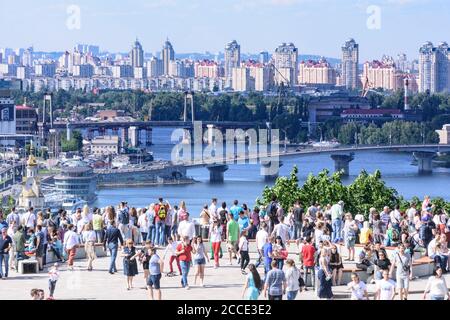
top-left (18, 259), bottom-right (39, 274)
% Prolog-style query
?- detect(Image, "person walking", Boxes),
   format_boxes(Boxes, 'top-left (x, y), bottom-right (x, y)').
top-left (63, 224), bottom-right (79, 271)
top-left (375, 270), bottom-right (396, 300)
top-left (347, 273), bottom-right (369, 300)
top-left (193, 236), bottom-right (209, 287)
top-left (285, 259), bottom-right (300, 300)
top-left (0, 227), bottom-right (12, 279)
top-left (390, 243), bottom-right (412, 300)
top-left (226, 212), bottom-right (239, 265)
top-left (317, 248), bottom-right (333, 300)
top-left (242, 263), bottom-right (262, 300)
top-left (92, 209), bottom-right (104, 243)
top-left (209, 219), bottom-right (222, 269)
top-left (263, 260), bottom-right (287, 300)
top-left (176, 236), bottom-right (193, 289)
top-left (238, 231), bottom-right (250, 275)
top-left (48, 263), bottom-right (59, 298)
top-left (163, 236), bottom-right (181, 276)
top-left (147, 247), bottom-right (164, 300)
top-left (300, 237), bottom-right (316, 290)
top-left (255, 223), bottom-right (268, 268)
top-left (423, 266), bottom-right (449, 300)
top-left (13, 225), bottom-right (26, 270)
top-left (122, 239), bottom-right (138, 290)
top-left (103, 220), bottom-right (124, 274)
top-left (82, 223), bottom-right (97, 271)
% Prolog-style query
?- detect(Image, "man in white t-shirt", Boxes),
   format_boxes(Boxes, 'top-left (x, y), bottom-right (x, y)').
top-left (208, 198), bottom-right (219, 221)
top-left (271, 216), bottom-right (290, 244)
top-left (255, 222), bottom-right (268, 268)
top-left (375, 270), bottom-right (396, 300)
top-left (22, 208), bottom-right (36, 229)
top-left (347, 273), bottom-right (369, 300)
top-left (177, 213), bottom-right (196, 241)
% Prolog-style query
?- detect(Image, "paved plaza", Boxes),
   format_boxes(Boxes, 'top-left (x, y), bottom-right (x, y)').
top-left (1, 249), bottom-right (446, 300)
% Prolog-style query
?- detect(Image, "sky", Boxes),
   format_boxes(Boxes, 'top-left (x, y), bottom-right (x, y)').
top-left (0, 0), bottom-right (449, 61)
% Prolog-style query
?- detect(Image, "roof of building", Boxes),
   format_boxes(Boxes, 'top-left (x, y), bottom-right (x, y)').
top-left (342, 109), bottom-right (403, 115)
top-left (15, 104), bottom-right (35, 111)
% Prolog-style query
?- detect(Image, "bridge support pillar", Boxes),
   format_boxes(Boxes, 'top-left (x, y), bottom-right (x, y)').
top-left (331, 154), bottom-right (354, 177)
top-left (260, 160), bottom-right (283, 181)
top-left (145, 129), bottom-right (153, 146)
top-left (207, 164), bottom-right (229, 183)
top-left (414, 151), bottom-right (435, 175)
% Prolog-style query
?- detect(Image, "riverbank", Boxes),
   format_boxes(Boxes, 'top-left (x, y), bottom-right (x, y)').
top-left (97, 177), bottom-right (196, 188)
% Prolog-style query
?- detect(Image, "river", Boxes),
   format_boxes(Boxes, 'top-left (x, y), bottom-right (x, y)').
top-left (95, 128), bottom-right (450, 216)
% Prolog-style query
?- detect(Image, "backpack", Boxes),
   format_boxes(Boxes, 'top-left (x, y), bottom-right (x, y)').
top-left (156, 204), bottom-right (167, 220)
top-left (119, 209), bottom-right (129, 225)
top-left (419, 223), bottom-right (432, 241)
top-left (219, 209), bottom-right (227, 225)
top-left (266, 202), bottom-right (278, 219)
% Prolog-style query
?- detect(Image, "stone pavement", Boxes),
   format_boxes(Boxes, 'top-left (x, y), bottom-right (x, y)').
top-left (1, 250), bottom-right (447, 300)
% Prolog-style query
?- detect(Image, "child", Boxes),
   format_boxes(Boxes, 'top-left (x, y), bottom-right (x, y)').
top-left (48, 263), bottom-right (60, 298)
top-left (163, 236), bottom-right (181, 276)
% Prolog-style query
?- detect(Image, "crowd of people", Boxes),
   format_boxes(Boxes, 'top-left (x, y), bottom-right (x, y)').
top-left (0, 194), bottom-right (449, 300)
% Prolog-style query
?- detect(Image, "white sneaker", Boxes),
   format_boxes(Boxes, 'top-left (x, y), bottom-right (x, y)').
top-left (186, 286), bottom-right (190, 290)
top-left (228, 262), bottom-right (232, 266)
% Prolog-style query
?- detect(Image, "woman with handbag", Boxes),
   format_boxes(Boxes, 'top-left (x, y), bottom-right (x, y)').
top-left (122, 239), bottom-right (138, 290)
top-left (273, 236), bottom-right (287, 270)
top-left (285, 259), bottom-right (300, 300)
top-left (317, 248), bottom-right (333, 300)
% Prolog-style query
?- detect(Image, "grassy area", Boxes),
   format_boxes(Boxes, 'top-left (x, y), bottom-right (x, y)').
top-left (39, 169), bottom-right (60, 174)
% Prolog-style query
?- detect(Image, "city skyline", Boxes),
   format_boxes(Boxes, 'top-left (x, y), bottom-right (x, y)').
top-left (1, 0), bottom-right (449, 61)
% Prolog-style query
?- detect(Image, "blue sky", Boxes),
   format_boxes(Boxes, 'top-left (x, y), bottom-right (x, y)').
top-left (0, 0), bottom-right (449, 61)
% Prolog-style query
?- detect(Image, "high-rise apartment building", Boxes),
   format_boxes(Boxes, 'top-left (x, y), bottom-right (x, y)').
top-left (131, 39), bottom-right (144, 68)
top-left (259, 51), bottom-right (269, 64)
top-left (341, 38), bottom-right (359, 89)
top-left (162, 39), bottom-right (175, 76)
top-left (147, 57), bottom-right (164, 78)
top-left (195, 60), bottom-right (222, 78)
top-left (419, 41), bottom-right (450, 93)
top-left (298, 58), bottom-right (336, 85)
top-left (231, 66), bottom-right (252, 92)
top-left (245, 61), bottom-right (271, 92)
top-left (35, 62), bottom-right (57, 77)
top-left (225, 40), bottom-right (241, 81)
top-left (273, 42), bottom-right (298, 86)
top-left (22, 47), bottom-right (33, 67)
top-left (362, 56), bottom-right (398, 91)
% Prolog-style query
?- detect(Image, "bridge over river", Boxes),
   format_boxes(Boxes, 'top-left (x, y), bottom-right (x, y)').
top-left (175, 144), bottom-right (450, 183)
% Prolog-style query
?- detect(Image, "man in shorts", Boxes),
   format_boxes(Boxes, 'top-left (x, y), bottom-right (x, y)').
top-left (147, 247), bottom-right (164, 300)
top-left (226, 212), bottom-right (239, 265)
top-left (390, 244), bottom-right (411, 300)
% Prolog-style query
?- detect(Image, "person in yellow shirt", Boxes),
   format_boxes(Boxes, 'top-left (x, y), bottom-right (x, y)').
top-left (92, 209), bottom-right (104, 243)
top-left (359, 221), bottom-right (373, 245)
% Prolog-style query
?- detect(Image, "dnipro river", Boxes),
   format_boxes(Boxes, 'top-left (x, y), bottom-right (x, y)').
top-left (95, 128), bottom-right (450, 216)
